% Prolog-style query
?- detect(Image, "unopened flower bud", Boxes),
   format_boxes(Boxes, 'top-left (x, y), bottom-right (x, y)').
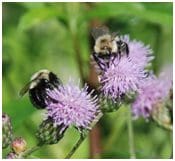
top-left (100, 96), bottom-right (121, 112)
top-left (6, 152), bottom-right (17, 159)
top-left (11, 137), bottom-right (27, 154)
top-left (2, 113), bottom-right (13, 149)
top-left (36, 117), bottom-right (66, 145)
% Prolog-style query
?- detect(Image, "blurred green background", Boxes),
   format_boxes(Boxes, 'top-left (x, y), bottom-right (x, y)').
top-left (2, 2), bottom-right (173, 159)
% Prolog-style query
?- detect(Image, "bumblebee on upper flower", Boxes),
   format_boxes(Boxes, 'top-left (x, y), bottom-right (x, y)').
top-left (91, 27), bottom-right (154, 102)
top-left (91, 26), bottom-right (129, 71)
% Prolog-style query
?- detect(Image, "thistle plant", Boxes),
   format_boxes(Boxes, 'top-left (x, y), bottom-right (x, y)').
top-left (2, 32), bottom-right (172, 159)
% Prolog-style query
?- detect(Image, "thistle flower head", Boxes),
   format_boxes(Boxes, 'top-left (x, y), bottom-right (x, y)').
top-left (100, 56), bottom-right (146, 100)
top-left (45, 81), bottom-right (100, 133)
top-left (93, 35), bottom-right (153, 101)
top-left (132, 65), bottom-right (173, 119)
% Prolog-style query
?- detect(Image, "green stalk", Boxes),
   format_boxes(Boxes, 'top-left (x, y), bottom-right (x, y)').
top-left (65, 113), bottom-right (103, 159)
top-left (127, 106), bottom-right (136, 159)
top-left (65, 133), bottom-right (87, 159)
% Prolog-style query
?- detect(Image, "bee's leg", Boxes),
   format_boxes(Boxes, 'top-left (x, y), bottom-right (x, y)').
top-left (120, 41), bottom-right (129, 57)
top-left (118, 50), bottom-right (122, 59)
top-left (92, 52), bottom-right (107, 71)
top-left (116, 40), bottom-right (129, 58)
top-left (125, 42), bottom-right (129, 56)
top-left (99, 54), bottom-right (112, 68)
top-left (116, 40), bottom-right (122, 59)
top-left (121, 42), bottom-right (129, 57)
top-left (110, 52), bottom-right (116, 64)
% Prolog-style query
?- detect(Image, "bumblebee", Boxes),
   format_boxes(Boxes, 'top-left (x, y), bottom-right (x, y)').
top-left (92, 27), bottom-right (129, 70)
top-left (19, 69), bottom-right (61, 109)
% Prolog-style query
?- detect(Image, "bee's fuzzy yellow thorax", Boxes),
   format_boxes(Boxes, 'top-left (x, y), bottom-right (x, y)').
top-left (94, 34), bottom-right (118, 54)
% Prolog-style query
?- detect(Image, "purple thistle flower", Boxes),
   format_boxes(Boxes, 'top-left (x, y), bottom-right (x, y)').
top-left (99, 56), bottom-right (146, 100)
top-left (93, 35), bottom-right (153, 100)
top-left (45, 81), bottom-right (100, 133)
top-left (132, 65), bottom-right (173, 119)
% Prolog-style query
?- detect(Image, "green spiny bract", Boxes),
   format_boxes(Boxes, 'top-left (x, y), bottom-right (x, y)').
top-left (36, 117), bottom-right (65, 145)
top-left (2, 113), bottom-right (13, 149)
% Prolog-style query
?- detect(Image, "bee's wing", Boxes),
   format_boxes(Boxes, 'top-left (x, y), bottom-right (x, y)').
top-left (19, 81), bottom-right (32, 97)
top-left (91, 26), bottom-right (110, 40)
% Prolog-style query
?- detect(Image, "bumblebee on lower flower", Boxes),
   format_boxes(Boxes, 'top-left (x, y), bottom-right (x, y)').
top-left (19, 69), bottom-right (62, 109)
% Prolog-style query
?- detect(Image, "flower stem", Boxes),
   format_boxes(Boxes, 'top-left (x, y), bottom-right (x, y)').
top-left (127, 106), bottom-right (136, 159)
top-left (65, 113), bottom-right (103, 159)
top-left (17, 142), bottom-right (44, 158)
top-left (65, 133), bottom-right (87, 159)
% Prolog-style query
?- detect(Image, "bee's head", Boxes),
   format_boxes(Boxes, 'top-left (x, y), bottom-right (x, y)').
top-left (94, 34), bottom-right (117, 54)
top-left (29, 69), bottom-right (50, 89)
top-left (29, 69), bottom-right (60, 89)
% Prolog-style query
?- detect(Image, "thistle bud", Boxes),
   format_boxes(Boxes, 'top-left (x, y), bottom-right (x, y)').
top-left (36, 117), bottom-right (66, 145)
top-left (2, 113), bottom-right (13, 149)
top-left (11, 137), bottom-right (27, 154)
top-left (6, 152), bottom-right (17, 159)
top-left (100, 96), bottom-right (121, 112)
